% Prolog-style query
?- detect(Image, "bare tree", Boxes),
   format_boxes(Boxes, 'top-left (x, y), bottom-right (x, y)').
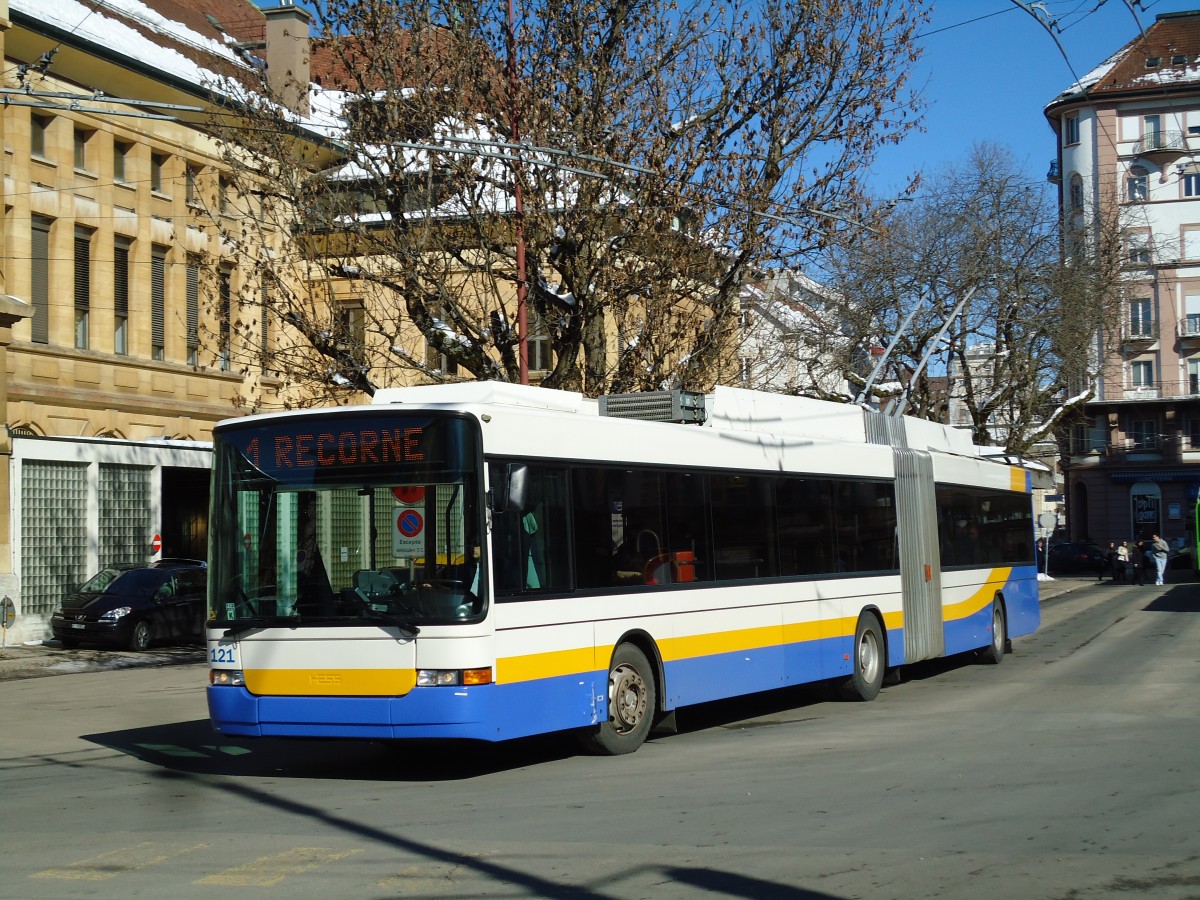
top-left (207, 0), bottom-right (927, 404)
top-left (817, 142), bottom-right (1124, 456)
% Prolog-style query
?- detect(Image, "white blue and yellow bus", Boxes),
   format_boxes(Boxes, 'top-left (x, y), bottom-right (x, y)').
top-left (205, 383), bottom-right (1040, 754)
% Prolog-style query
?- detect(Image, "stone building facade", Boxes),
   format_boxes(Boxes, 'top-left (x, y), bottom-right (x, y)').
top-left (0, 0), bottom-right (303, 641)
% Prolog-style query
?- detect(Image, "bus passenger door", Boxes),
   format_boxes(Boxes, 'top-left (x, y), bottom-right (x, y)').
top-left (894, 448), bottom-right (945, 662)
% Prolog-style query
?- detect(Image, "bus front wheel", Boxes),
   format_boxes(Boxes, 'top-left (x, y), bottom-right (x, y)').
top-left (838, 612), bottom-right (885, 702)
top-left (578, 643), bottom-right (656, 755)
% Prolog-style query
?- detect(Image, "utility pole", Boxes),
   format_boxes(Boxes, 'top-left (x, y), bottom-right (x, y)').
top-left (505, 0), bottom-right (529, 384)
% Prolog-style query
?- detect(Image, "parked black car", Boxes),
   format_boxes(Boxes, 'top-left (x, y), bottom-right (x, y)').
top-left (1046, 542), bottom-right (1106, 575)
top-left (50, 560), bottom-right (208, 651)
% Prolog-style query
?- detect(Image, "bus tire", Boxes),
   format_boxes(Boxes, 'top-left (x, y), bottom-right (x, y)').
top-left (838, 612), bottom-right (885, 702)
top-left (578, 643), bottom-right (656, 755)
top-left (977, 599), bottom-right (1006, 665)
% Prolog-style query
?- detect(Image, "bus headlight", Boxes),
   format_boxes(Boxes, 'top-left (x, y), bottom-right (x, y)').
top-left (417, 668), bottom-right (492, 686)
top-left (210, 669), bottom-right (245, 687)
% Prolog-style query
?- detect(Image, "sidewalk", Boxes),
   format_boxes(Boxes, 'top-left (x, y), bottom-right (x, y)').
top-left (0, 641), bottom-right (204, 682)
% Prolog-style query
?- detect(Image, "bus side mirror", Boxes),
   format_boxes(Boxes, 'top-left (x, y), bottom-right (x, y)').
top-left (491, 463), bottom-right (529, 514)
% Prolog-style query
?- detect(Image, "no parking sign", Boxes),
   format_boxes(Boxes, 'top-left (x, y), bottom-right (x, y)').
top-left (392, 487), bottom-right (426, 557)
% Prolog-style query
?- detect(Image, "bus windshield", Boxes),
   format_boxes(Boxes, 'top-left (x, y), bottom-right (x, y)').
top-left (208, 412), bottom-right (483, 631)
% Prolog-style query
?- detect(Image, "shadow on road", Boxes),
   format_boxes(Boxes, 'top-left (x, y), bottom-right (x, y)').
top-left (83, 718), bottom-right (581, 780)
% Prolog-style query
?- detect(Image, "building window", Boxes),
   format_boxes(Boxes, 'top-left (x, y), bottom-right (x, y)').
top-left (219, 268), bottom-right (232, 371)
top-left (1144, 115), bottom-right (1163, 150)
top-left (260, 283), bottom-right (271, 373)
top-left (113, 141), bottom-right (130, 184)
top-left (1127, 234), bottom-right (1151, 266)
top-left (1189, 358), bottom-right (1200, 395)
top-left (1129, 298), bottom-right (1153, 337)
top-left (1184, 174), bottom-right (1200, 198)
top-left (185, 166), bottom-right (200, 205)
top-left (1186, 417), bottom-right (1200, 449)
top-left (1185, 295), bottom-right (1200, 337)
top-left (73, 226), bottom-right (92, 349)
top-left (186, 258), bottom-right (199, 365)
top-left (1129, 418), bottom-right (1157, 450)
top-left (151, 245), bottom-right (166, 360)
top-left (1185, 229), bottom-right (1200, 261)
top-left (528, 311), bottom-right (553, 373)
top-left (31, 217), bottom-right (51, 344)
top-left (73, 128), bottom-right (91, 171)
top-left (31, 114), bottom-right (51, 158)
top-left (1127, 165), bottom-right (1149, 202)
top-left (1131, 358), bottom-right (1154, 388)
top-left (114, 237), bottom-right (130, 355)
top-left (1064, 114), bottom-right (1080, 146)
top-left (425, 308), bottom-right (460, 376)
top-left (150, 153), bottom-right (167, 193)
top-left (337, 303), bottom-right (365, 348)
top-left (1069, 173), bottom-right (1084, 210)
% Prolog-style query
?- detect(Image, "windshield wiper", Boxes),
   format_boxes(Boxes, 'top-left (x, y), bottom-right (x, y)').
top-left (358, 607), bottom-right (420, 637)
top-left (222, 614), bottom-right (300, 639)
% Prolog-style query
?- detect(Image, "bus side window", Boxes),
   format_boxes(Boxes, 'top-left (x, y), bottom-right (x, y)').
top-left (490, 462), bottom-right (570, 598)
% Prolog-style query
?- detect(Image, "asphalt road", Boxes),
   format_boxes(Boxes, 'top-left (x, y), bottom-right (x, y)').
top-left (0, 579), bottom-right (1196, 899)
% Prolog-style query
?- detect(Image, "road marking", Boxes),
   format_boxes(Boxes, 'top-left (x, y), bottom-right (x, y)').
top-left (197, 847), bottom-right (363, 886)
top-left (32, 842), bottom-right (209, 881)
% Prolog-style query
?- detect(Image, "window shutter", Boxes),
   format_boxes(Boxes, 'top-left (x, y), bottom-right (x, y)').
top-left (30, 217), bottom-right (50, 344)
top-left (186, 262), bottom-right (199, 352)
top-left (151, 246), bottom-right (166, 356)
top-left (113, 238), bottom-right (130, 316)
top-left (74, 227), bottom-right (91, 312)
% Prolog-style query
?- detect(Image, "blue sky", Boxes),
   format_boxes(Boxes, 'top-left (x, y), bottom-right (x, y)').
top-left (868, 0), bottom-right (1200, 198)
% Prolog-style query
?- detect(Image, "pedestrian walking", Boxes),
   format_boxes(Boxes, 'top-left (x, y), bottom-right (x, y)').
top-left (1114, 540), bottom-right (1129, 582)
top-left (1100, 541), bottom-right (1116, 581)
top-left (1130, 541), bottom-right (1146, 585)
top-left (1150, 533), bottom-right (1170, 586)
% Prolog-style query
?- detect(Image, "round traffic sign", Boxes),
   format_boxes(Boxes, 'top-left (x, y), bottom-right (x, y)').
top-left (396, 509), bottom-right (424, 538)
top-left (151, 534), bottom-right (162, 554)
top-left (392, 485), bottom-right (426, 505)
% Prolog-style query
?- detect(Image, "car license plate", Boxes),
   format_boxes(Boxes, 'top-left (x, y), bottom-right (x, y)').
top-left (71, 623), bottom-right (85, 629)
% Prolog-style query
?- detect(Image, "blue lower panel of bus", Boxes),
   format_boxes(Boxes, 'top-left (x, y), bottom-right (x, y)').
top-left (208, 642), bottom-right (848, 741)
top-left (663, 638), bottom-right (846, 708)
top-left (207, 673), bottom-right (606, 741)
top-left (207, 571), bottom-right (1041, 742)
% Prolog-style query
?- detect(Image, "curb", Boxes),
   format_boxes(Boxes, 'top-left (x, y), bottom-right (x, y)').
top-left (0, 642), bottom-right (205, 682)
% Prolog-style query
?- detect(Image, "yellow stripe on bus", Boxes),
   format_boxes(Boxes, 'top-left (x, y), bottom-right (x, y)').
top-left (495, 646), bottom-right (600, 683)
top-left (943, 567), bottom-right (1011, 620)
top-left (244, 668), bottom-right (417, 696)
top-left (1010, 467), bottom-right (1029, 493)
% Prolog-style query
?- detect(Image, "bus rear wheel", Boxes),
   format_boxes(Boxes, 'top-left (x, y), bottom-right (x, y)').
top-left (578, 643), bottom-right (656, 755)
top-left (977, 599), bottom-right (1006, 665)
top-left (838, 612), bottom-right (885, 702)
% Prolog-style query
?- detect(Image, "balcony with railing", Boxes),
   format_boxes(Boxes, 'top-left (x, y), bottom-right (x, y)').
top-left (1093, 378), bottom-right (1200, 402)
top-left (1128, 130), bottom-right (1190, 159)
top-left (1180, 314), bottom-right (1200, 341)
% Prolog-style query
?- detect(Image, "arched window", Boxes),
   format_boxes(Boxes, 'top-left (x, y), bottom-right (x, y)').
top-left (1069, 173), bottom-right (1084, 210)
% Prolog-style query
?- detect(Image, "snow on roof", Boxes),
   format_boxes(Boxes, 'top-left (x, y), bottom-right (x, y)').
top-left (17, 0), bottom-right (248, 89)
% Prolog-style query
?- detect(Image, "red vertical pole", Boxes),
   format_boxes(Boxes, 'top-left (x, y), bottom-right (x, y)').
top-left (506, 0), bottom-right (529, 385)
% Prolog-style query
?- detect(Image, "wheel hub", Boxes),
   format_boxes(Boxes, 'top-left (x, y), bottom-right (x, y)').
top-left (609, 664), bottom-right (647, 734)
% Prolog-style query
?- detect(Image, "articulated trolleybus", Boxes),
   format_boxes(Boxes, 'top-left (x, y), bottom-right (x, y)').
top-left (206, 383), bottom-right (1040, 754)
